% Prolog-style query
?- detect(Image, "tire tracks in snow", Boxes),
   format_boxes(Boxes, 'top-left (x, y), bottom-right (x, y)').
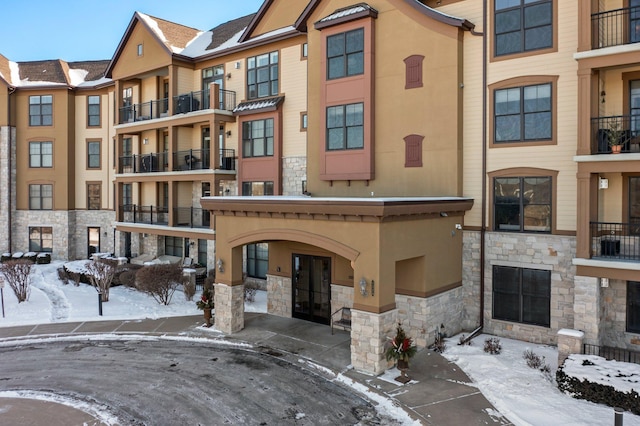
top-left (31, 267), bottom-right (70, 322)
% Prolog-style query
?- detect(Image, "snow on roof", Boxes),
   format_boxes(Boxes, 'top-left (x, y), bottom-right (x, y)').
top-left (67, 68), bottom-right (88, 87)
top-left (233, 96), bottom-right (283, 113)
top-left (319, 5), bottom-right (370, 23)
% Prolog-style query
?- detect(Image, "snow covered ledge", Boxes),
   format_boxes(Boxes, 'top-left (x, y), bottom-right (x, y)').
top-left (557, 329), bottom-right (585, 367)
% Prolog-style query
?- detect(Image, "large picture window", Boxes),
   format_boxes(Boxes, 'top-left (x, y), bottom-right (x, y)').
top-left (247, 51), bottom-right (278, 99)
top-left (495, 0), bottom-right (553, 57)
top-left (327, 28), bottom-right (364, 79)
top-left (494, 176), bottom-right (551, 232)
top-left (242, 119), bottom-right (274, 157)
top-left (29, 184), bottom-right (53, 210)
top-left (493, 265), bottom-right (550, 327)
top-left (495, 83), bottom-right (551, 142)
top-left (29, 95), bottom-right (53, 126)
top-left (247, 243), bottom-right (268, 279)
top-left (327, 103), bottom-right (364, 150)
top-left (628, 281), bottom-right (640, 334)
top-left (29, 226), bottom-right (53, 253)
top-left (29, 142), bottom-right (52, 168)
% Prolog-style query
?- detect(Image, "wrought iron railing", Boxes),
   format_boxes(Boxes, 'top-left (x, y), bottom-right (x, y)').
top-left (172, 148), bottom-right (235, 171)
top-left (584, 343), bottom-right (640, 365)
top-left (119, 153), bottom-right (169, 174)
top-left (592, 6), bottom-right (640, 49)
top-left (173, 207), bottom-right (211, 228)
top-left (590, 221), bottom-right (640, 261)
top-left (119, 99), bottom-right (168, 124)
top-left (590, 115), bottom-right (640, 154)
top-left (120, 205), bottom-right (169, 225)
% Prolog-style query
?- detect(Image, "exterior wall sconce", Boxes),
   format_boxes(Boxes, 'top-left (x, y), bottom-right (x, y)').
top-left (601, 90), bottom-right (606, 104)
top-left (359, 277), bottom-right (367, 296)
top-left (226, 73), bottom-right (232, 79)
top-left (217, 258), bottom-right (224, 273)
top-left (226, 130), bottom-right (232, 137)
top-left (143, 138), bottom-right (149, 145)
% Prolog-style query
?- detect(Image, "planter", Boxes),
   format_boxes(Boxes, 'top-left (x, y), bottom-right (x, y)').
top-left (203, 308), bottom-right (212, 327)
top-left (395, 359), bottom-right (411, 384)
top-left (611, 144), bottom-right (622, 154)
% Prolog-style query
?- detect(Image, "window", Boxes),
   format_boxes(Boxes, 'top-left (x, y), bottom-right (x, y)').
top-left (137, 44), bottom-right (143, 56)
top-left (29, 142), bottom-right (52, 168)
top-left (302, 43), bottom-right (308, 58)
top-left (404, 55), bottom-right (424, 89)
top-left (493, 265), bottom-right (550, 327)
top-left (247, 243), bottom-right (268, 279)
top-left (198, 239), bottom-right (208, 267)
top-left (494, 176), bottom-right (551, 232)
top-left (122, 183), bottom-right (132, 207)
top-left (165, 236), bottom-right (184, 257)
top-left (29, 226), bottom-right (53, 253)
top-left (242, 119), bottom-right (274, 157)
top-left (495, 83), bottom-right (551, 142)
top-left (631, 177), bottom-right (640, 234)
top-left (327, 28), bottom-right (364, 79)
top-left (242, 181), bottom-right (274, 196)
top-left (87, 95), bottom-right (100, 126)
top-left (87, 183), bottom-right (101, 210)
top-left (247, 51), bottom-right (278, 99)
top-left (29, 184), bottom-right (53, 210)
top-left (327, 103), bottom-right (364, 150)
top-left (301, 112), bottom-right (308, 131)
top-left (628, 281), bottom-right (640, 333)
top-left (87, 141), bottom-right (101, 169)
top-left (495, 0), bottom-right (552, 57)
top-left (29, 95), bottom-right (52, 126)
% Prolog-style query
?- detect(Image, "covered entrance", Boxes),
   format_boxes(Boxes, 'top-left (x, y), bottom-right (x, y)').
top-left (292, 254), bottom-right (331, 324)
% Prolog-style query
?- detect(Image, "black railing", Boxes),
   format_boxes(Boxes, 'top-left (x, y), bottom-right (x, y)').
top-left (592, 6), bottom-right (640, 49)
top-left (584, 343), bottom-right (640, 365)
top-left (219, 148), bottom-right (236, 170)
top-left (120, 205), bottom-right (169, 225)
top-left (173, 149), bottom-right (210, 171)
top-left (119, 153), bottom-right (169, 174)
top-left (173, 207), bottom-right (211, 228)
top-left (590, 115), bottom-right (640, 154)
top-left (173, 90), bottom-right (206, 114)
top-left (119, 99), bottom-right (168, 124)
top-left (590, 221), bottom-right (640, 261)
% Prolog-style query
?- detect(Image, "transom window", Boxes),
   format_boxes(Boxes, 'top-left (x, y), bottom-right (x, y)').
top-left (494, 176), bottom-right (551, 232)
top-left (492, 265), bottom-right (550, 327)
top-left (29, 184), bottom-right (53, 210)
top-left (242, 119), bottom-right (274, 157)
top-left (247, 51), bottom-right (278, 99)
top-left (87, 141), bottom-right (101, 169)
top-left (495, 83), bottom-right (551, 142)
top-left (495, 0), bottom-right (553, 57)
top-left (88, 95), bottom-right (100, 126)
top-left (29, 95), bottom-right (53, 126)
top-left (29, 226), bottom-right (53, 253)
top-left (327, 103), bottom-right (364, 150)
top-left (327, 28), bottom-right (364, 79)
top-left (628, 281), bottom-right (640, 333)
top-left (29, 142), bottom-right (52, 168)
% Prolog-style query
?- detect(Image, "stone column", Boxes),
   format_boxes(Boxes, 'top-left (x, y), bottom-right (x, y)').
top-left (573, 275), bottom-right (601, 345)
top-left (214, 283), bottom-right (245, 333)
top-left (351, 309), bottom-right (396, 374)
top-left (557, 329), bottom-right (584, 367)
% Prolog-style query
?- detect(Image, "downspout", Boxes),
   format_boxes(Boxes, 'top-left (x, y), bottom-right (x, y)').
top-left (479, 0), bottom-right (487, 329)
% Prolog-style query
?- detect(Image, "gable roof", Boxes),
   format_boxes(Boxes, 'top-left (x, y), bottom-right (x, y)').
top-left (206, 14), bottom-right (256, 50)
top-left (0, 58), bottom-right (110, 89)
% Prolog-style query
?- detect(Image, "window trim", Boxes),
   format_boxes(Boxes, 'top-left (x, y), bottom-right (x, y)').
top-left (87, 95), bottom-right (101, 127)
top-left (326, 102), bottom-right (364, 151)
top-left (29, 226), bottom-right (53, 253)
top-left (488, 168), bottom-right (558, 234)
top-left (87, 140), bottom-right (102, 170)
top-left (490, 0), bottom-right (558, 62)
top-left (28, 141), bottom-right (53, 168)
top-left (489, 75), bottom-right (558, 147)
top-left (242, 118), bottom-right (274, 158)
top-left (326, 28), bottom-right (365, 80)
top-left (28, 183), bottom-right (53, 210)
top-left (300, 112), bottom-right (308, 132)
top-left (246, 50), bottom-right (279, 100)
top-left (87, 181), bottom-right (101, 210)
top-left (28, 95), bottom-right (53, 127)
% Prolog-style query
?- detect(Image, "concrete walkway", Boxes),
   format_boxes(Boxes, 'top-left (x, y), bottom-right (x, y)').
top-left (0, 313), bottom-right (513, 425)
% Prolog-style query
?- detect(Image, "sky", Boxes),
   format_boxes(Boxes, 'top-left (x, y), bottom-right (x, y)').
top-left (1, 259), bottom-right (639, 425)
top-left (0, 0), bottom-right (265, 62)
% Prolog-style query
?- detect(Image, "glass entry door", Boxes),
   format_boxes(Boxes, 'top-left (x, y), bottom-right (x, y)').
top-left (292, 254), bottom-right (331, 324)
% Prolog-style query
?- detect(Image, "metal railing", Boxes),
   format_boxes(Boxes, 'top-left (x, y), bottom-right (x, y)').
top-left (584, 343), bottom-right (640, 365)
top-left (173, 207), bottom-right (211, 228)
top-left (590, 115), bottom-right (640, 154)
top-left (119, 99), bottom-right (169, 124)
top-left (172, 148), bottom-right (235, 171)
top-left (120, 205), bottom-right (169, 225)
top-left (592, 6), bottom-right (640, 49)
top-left (119, 153), bottom-right (169, 174)
top-left (590, 221), bottom-right (640, 261)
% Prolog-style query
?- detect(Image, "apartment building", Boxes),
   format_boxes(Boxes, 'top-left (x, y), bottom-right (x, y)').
top-left (1, 0), bottom-right (639, 375)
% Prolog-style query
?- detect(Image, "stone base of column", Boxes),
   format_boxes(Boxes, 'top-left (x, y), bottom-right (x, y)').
top-left (214, 283), bottom-right (244, 333)
top-left (557, 329), bottom-right (584, 367)
top-left (351, 309), bottom-right (397, 375)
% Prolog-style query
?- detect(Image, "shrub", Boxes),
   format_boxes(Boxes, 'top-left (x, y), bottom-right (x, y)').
top-left (523, 349), bottom-right (552, 381)
top-left (112, 264), bottom-right (142, 287)
top-left (244, 282), bottom-right (258, 303)
top-left (458, 334), bottom-right (472, 346)
top-left (36, 253), bottom-right (51, 264)
top-left (57, 267), bottom-right (70, 285)
top-left (135, 263), bottom-right (183, 305)
top-left (183, 278), bottom-right (196, 302)
top-left (23, 252), bottom-right (37, 264)
top-left (0, 259), bottom-right (32, 302)
top-left (0, 253), bottom-right (11, 263)
top-left (86, 258), bottom-right (118, 302)
top-left (484, 337), bottom-right (502, 355)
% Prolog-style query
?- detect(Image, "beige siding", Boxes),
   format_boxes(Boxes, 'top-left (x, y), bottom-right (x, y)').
top-left (280, 43), bottom-right (307, 158)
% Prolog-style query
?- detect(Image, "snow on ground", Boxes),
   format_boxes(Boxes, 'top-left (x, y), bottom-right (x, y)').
top-left (443, 334), bottom-right (640, 426)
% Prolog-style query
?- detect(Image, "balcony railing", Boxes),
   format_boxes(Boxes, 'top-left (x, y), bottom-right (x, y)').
top-left (119, 153), bottom-right (169, 174)
top-left (173, 207), bottom-right (211, 228)
top-left (590, 221), bottom-right (640, 261)
top-left (590, 115), bottom-right (640, 154)
top-left (173, 148), bottom-right (235, 171)
top-left (121, 205), bottom-right (169, 226)
top-left (119, 99), bottom-right (168, 124)
top-left (592, 6), bottom-right (640, 49)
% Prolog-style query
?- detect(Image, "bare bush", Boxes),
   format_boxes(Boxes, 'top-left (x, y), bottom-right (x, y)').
top-left (244, 282), bottom-right (259, 303)
top-left (86, 259), bottom-right (117, 302)
top-left (0, 260), bottom-right (32, 302)
top-left (135, 263), bottom-right (183, 305)
top-left (183, 279), bottom-right (196, 302)
top-left (57, 267), bottom-right (69, 285)
top-left (484, 337), bottom-right (502, 355)
top-left (523, 349), bottom-right (552, 380)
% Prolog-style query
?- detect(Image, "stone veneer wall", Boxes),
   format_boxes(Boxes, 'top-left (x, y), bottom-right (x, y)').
top-left (395, 287), bottom-right (464, 348)
top-left (214, 283), bottom-right (244, 333)
top-left (483, 232), bottom-right (576, 345)
top-left (73, 210), bottom-right (116, 259)
top-left (331, 284), bottom-right (353, 314)
top-left (573, 275), bottom-right (600, 346)
top-left (461, 230), bottom-right (482, 331)
top-left (12, 210), bottom-right (77, 260)
top-left (351, 309), bottom-right (397, 374)
top-left (601, 278), bottom-right (640, 351)
top-left (282, 156), bottom-right (306, 196)
top-left (267, 274), bottom-right (292, 317)
top-left (0, 127), bottom-right (14, 255)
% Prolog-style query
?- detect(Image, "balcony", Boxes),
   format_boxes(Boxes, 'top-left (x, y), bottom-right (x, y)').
top-left (590, 115), bottom-right (640, 154)
top-left (119, 99), bottom-right (168, 124)
top-left (121, 205), bottom-right (169, 226)
top-left (174, 207), bottom-right (211, 229)
top-left (592, 6), bottom-right (640, 49)
top-left (119, 153), bottom-right (169, 174)
top-left (119, 149), bottom-right (235, 174)
top-left (590, 222), bottom-right (640, 261)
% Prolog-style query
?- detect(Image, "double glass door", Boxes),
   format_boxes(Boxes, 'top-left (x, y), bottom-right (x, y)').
top-left (292, 255), bottom-right (331, 324)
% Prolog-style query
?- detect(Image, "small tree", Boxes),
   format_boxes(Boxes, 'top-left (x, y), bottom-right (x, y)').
top-left (0, 259), bottom-right (32, 303)
top-left (86, 258), bottom-right (117, 302)
top-left (135, 263), bottom-right (183, 305)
